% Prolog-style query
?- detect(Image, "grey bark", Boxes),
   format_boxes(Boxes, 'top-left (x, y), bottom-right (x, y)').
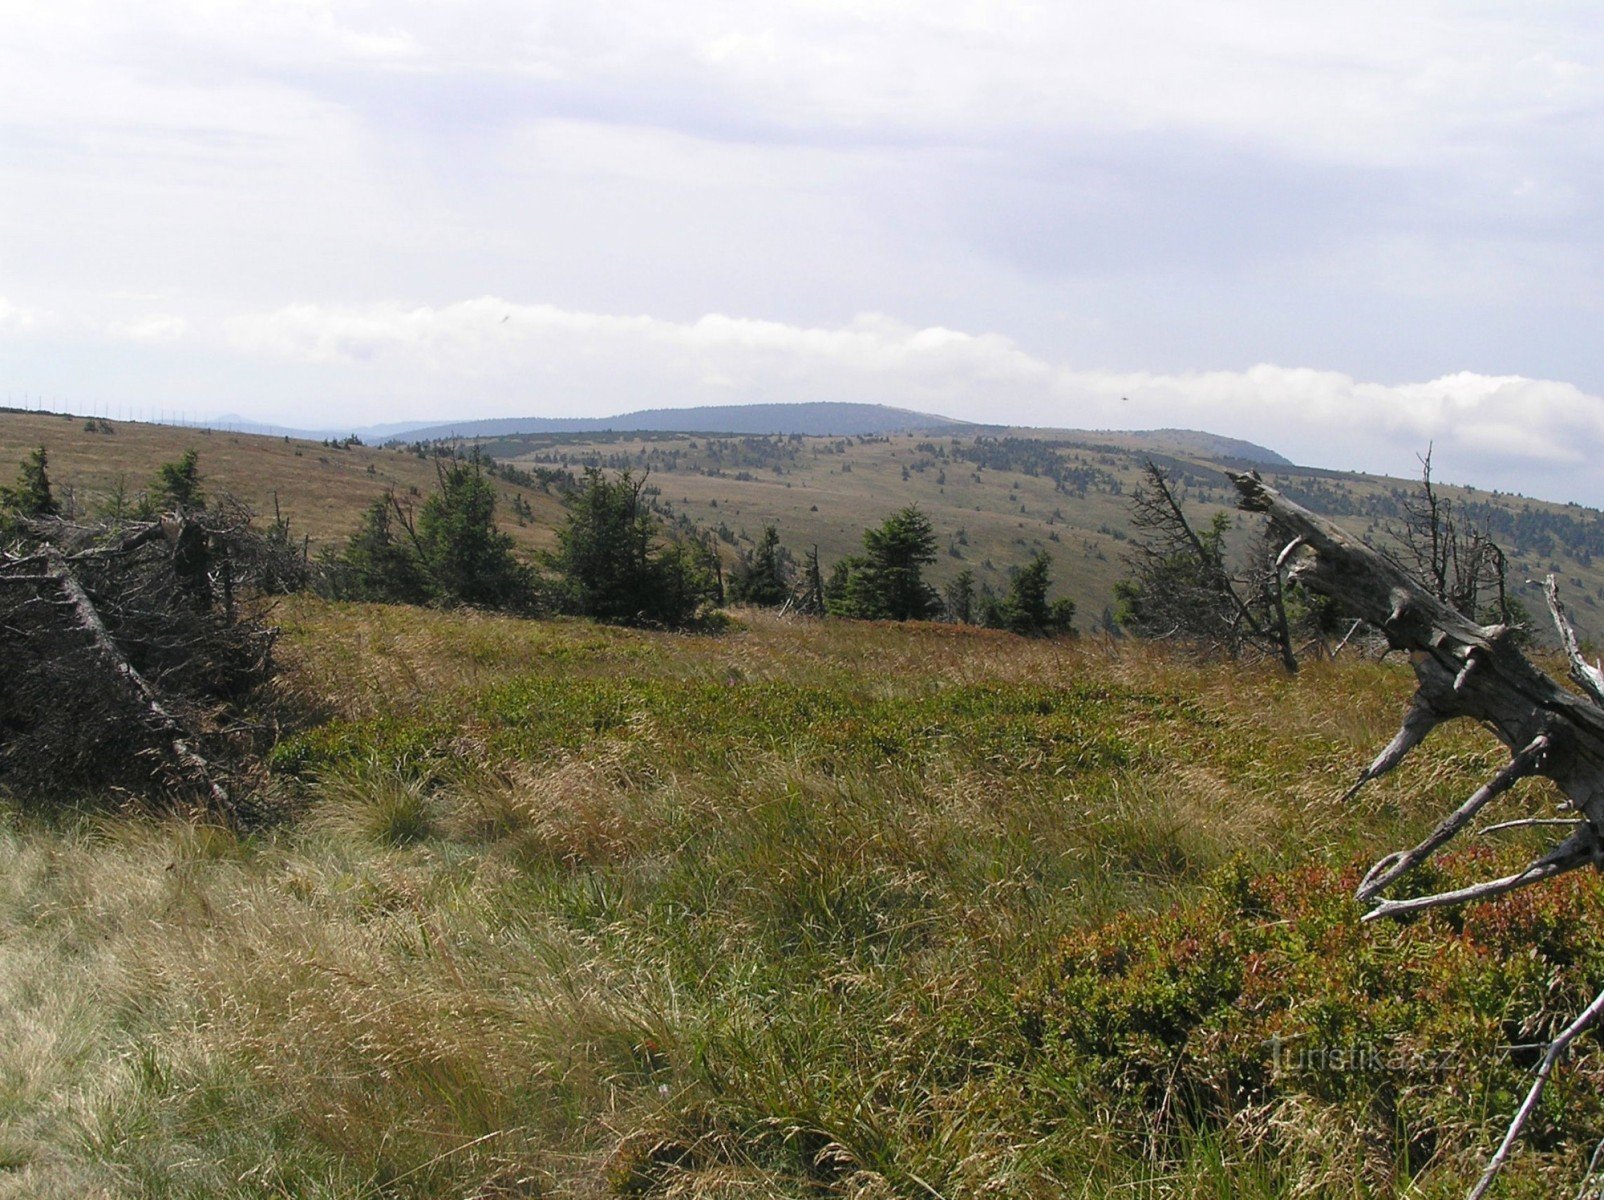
top-left (1230, 471), bottom-right (1604, 1198)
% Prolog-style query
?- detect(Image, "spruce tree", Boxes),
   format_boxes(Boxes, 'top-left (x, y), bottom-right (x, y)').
top-left (989, 551), bottom-right (1075, 636)
top-left (944, 567), bottom-right (977, 624)
top-left (550, 469), bottom-right (716, 627)
top-left (415, 460), bottom-right (530, 607)
top-left (828, 507), bottom-right (940, 620)
top-left (728, 525), bottom-right (788, 606)
top-left (147, 448), bottom-right (205, 512)
top-left (339, 496), bottom-right (429, 604)
top-left (0, 446), bottom-right (57, 524)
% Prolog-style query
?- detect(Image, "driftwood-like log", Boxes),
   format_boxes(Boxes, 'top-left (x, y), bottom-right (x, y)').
top-left (1230, 471), bottom-right (1604, 1198)
top-left (1231, 472), bottom-right (1604, 894)
top-left (1548, 573), bottom-right (1604, 709)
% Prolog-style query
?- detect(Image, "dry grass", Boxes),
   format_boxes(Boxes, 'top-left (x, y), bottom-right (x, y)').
top-left (0, 599), bottom-right (1585, 1198)
top-left (0, 411), bottom-right (563, 553)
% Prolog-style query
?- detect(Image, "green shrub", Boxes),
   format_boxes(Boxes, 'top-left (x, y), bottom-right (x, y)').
top-left (1015, 856), bottom-right (1604, 1192)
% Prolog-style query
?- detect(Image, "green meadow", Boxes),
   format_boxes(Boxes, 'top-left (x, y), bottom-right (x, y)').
top-left (2, 599), bottom-right (1600, 1198)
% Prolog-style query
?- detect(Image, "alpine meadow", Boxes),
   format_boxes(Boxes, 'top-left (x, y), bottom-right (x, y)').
top-left (2, 408), bottom-right (1604, 1200)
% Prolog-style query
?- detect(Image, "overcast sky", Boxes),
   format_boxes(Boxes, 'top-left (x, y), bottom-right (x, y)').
top-left (3, 2), bottom-right (1603, 502)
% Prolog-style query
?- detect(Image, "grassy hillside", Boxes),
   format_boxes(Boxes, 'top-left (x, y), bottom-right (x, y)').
top-left (480, 428), bottom-right (1604, 640)
top-left (0, 411), bottom-right (566, 554)
top-left (1, 599), bottom-right (1601, 1197)
top-left (7, 409), bottom-right (1604, 641)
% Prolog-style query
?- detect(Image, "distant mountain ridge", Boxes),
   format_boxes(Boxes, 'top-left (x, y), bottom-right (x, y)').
top-left (376, 403), bottom-right (1291, 466)
top-left (1092, 428), bottom-right (1295, 468)
top-left (194, 402), bottom-right (1290, 469)
top-left (381, 402), bottom-right (970, 442)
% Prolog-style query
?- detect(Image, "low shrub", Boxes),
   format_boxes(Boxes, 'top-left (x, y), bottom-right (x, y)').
top-left (1014, 855), bottom-right (1604, 1194)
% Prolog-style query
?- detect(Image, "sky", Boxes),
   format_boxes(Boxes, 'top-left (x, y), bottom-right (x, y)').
top-left (2, 2), bottom-right (1603, 502)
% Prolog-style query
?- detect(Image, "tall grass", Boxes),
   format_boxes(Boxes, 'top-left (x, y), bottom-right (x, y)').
top-left (0, 600), bottom-right (1594, 1197)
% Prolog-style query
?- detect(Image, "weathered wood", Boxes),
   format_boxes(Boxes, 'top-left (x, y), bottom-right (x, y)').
top-left (1468, 983), bottom-right (1604, 1200)
top-left (1547, 573), bottom-right (1604, 709)
top-left (1355, 732), bottom-right (1550, 901)
top-left (1342, 695), bottom-right (1445, 800)
top-left (1232, 471), bottom-right (1604, 889)
top-left (1230, 470), bottom-right (1604, 1197)
top-left (1361, 829), bottom-right (1595, 921)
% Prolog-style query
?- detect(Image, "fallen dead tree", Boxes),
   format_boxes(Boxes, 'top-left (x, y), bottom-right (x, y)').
top-left (0, 505), bottom-right (282, 818)
top-left (1231, 470), bottom-right (1604, 1199)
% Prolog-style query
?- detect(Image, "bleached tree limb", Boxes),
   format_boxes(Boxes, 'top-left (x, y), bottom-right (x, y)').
top-left (1480, 818), bottom-right (1587, 836)
top-left (1229, 471), bottom-right (1604, 1198)
top-left (1360, 829), bottom-right (1597, 922)
top-left (1231, 472), bottom-right (1604, 853)
top-left (1343, 696), bottom-right (1446, 801)
top-left (1547, 573), bottom-right (1604, 709)
top-left (1330, 618), bottom-right (1366, 659)
top-left (1573, 1138), bottom-right (1604, 1200)
top-left (1468, 983), bottom-right (1604, 1200)
top-left (1355, 732), bottom-right (1551, 901)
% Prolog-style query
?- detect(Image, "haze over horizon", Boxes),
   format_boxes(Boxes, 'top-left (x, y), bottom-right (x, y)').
top-left (3, 4), bottom-right (1602, 503)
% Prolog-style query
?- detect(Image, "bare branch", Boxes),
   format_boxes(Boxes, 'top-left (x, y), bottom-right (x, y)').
top-left (1546, 573), bottom-right (1604, 708)
top-left (1343, 696), bottom-right (1446, 801)
top-left (1143, 461), bottom-right (1268, 640)
top-left (1468, 983), bottom-right (1604, 1200)
top-left (1479, 818), bottom-right (1587, 836)
top-left (63, 520), bottom-right (165, 560)
top-left (1361, 829), bottom-right (1598, 923)
top-left (1355, 732), bottom-right (1551, 901)
top-left (1330, 618), bottom-right (1366, 659)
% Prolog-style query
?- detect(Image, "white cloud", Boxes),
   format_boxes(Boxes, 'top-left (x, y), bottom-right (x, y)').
top-left (107, 313), bottom-right (192, 343)
top-left (225, 299), bottom-right (1051, 390)
top-left (1050, 365), bottom-right (1604, 478)
top-left (0, 297), bottom-right (39, 335)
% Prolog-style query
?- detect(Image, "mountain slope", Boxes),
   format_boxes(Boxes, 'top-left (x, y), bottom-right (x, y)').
top-left (5, 409), bottom-right (1601, 640)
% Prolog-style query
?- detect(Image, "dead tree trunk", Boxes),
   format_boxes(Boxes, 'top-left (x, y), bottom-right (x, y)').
top-left (1230, 471), bottom-right (1604, 1198)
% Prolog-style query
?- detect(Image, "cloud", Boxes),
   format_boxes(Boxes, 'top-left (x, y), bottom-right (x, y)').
top-left (3, 4), bottom-right (1600, 505)
top-left (1051, 365), bottom-right (1604, 480)
top-left (0, 297), bottom-right (39, 335)
top-left (107, 313), bottom-right (192, 343)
